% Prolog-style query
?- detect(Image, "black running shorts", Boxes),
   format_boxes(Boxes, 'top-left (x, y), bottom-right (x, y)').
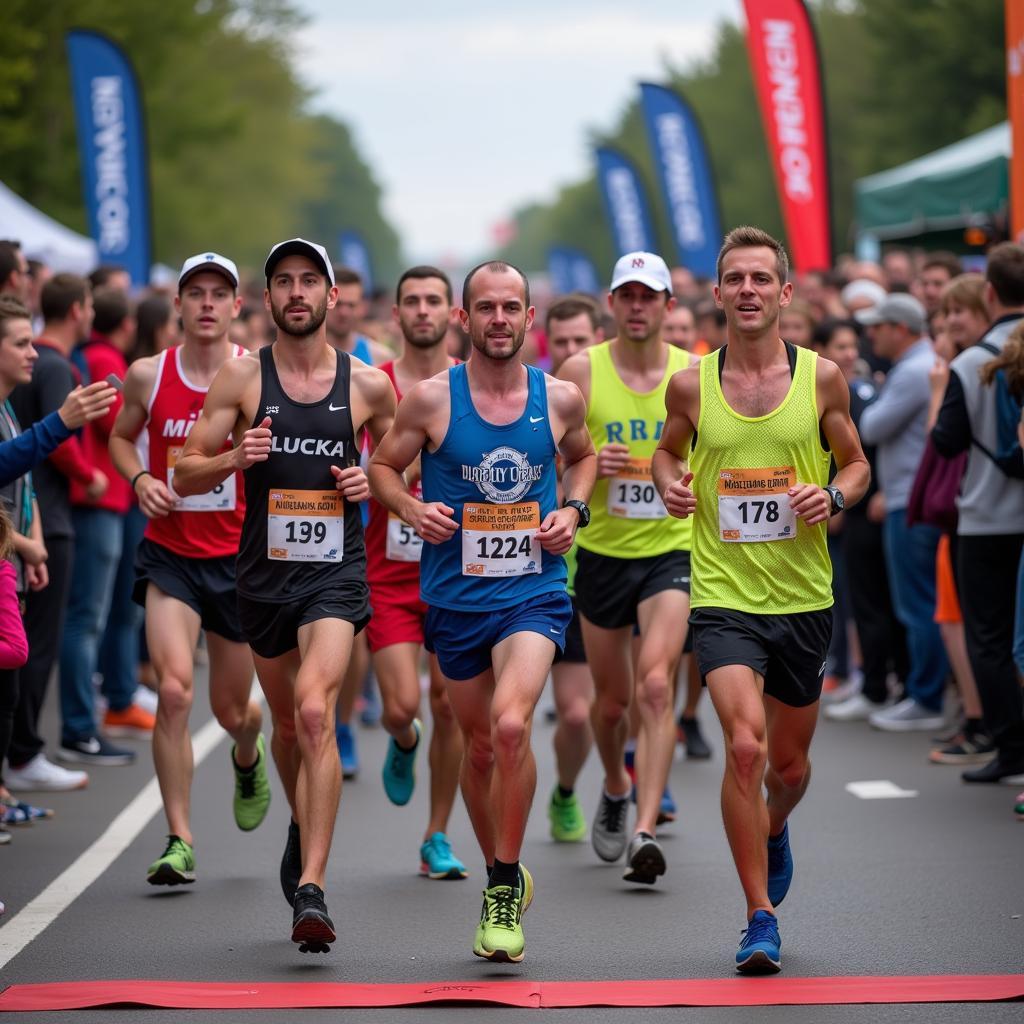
top-left (237, 580), bottom-right (370, 660)
top-left (133, 537), bottom-right (243, 642)
top-left (689, 606), bottom-right (833, 708)
top-left (553, 597), bottom-right (586, 665)
top-left (575, 548), bottom-right (691, 630)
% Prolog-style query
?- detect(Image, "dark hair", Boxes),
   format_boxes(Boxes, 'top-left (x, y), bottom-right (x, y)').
top-left (717, 226), bottom-right (790, 284)
top-left (92, 286), bottom-right (131, 335)
top-left (41, 273), bottom-right (88, 322)
top-left (462, 260), bottom-right (530, 309)
top-left (332, 265), bottom-right (363, 289)
top-left (812, 317), bottom-right (858, 348)
top-left (132, 294), bottom-right (173, 361)
top-left (546, 295), bottom-right (600, 333)
top-left (396, 265), bottom-right (453, 305)
top-left (0, 295), bottom-right (31, 340)
top-left (0, 240), bottom-right (22, 288)
top-left (88, 264), bottom-right (128, 290)
top-left (985, 242), bottom-right (1024, 308)
top-left (921, 251), bottom-right (962, 279)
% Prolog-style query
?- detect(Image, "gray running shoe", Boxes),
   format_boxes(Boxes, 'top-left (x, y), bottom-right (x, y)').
top-left (622, 831), bottom-right (666, 884)
top-left (591, 792), bottom-right (629, 862)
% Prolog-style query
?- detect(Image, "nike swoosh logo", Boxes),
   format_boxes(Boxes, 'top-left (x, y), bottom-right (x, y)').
top-left (549, 628), bottom-right (560, 634)
top-left (328, 403), bottom-right (347, 411)
top-left (530, 416), bottom-right (543, 423)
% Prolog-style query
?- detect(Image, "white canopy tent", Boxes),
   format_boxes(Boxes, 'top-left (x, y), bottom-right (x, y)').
top-left (0, 180), bottom-right (97, 274)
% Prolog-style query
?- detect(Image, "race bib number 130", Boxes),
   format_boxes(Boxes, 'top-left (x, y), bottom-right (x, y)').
top-left (717, 467), bottom-right (797, 543)
top-left (461, 501), bottom-right (541, 577)
top-left (268, 488), bottom-right (343, 561)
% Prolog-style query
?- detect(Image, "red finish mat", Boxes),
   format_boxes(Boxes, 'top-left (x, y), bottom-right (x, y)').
top-left (1, 975), bottom-right (1022, 1011)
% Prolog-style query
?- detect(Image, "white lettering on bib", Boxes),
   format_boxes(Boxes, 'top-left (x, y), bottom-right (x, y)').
top-left (717, 467), bottom-right (797, 542)
top-left (461, 501), bottom-right (541, 577)
top-left (608, 457), bottom-right (667, 519)
top-left (267, 488), bottom-right (343, 561)
top-left (168, 445), bottom-right (236, 512)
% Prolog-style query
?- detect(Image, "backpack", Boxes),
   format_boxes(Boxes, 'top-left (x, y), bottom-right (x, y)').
top-left (972, 341), bottom-right (1024, 479)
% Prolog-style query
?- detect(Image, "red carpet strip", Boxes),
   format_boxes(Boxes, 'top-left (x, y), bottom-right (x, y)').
top-left (1, 975), bottom-right (1022, 1011)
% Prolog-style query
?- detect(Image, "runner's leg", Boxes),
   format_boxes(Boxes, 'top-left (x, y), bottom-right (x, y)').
top-left (252, 647), bottom-right (303, 820)
top-left (551, 660), bottom-right (593, 790)
top-left (426, 654), bottom-right (462, 838)
top-left (373, 642), bottom-right (420, 751)
top-left (764, 696), bottom-right (818, 836)
top-left (581, 616), bottom-right (634, 798)
top-left (206, 632), bottom-right (261, 767)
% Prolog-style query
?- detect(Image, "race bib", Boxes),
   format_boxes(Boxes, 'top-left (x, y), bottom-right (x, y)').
top-left (607, 457), bottom-right (667, 519)
top-left (267, 488), bottom-right (343, 561)
top-left (717, 467), bottom-right (797, 542)
top-left (168, 445), bottom-right (236, 512)
top-left (461, 501), bottom-right (541, 578)
top-left (386, 513), bottom-right (422, 562)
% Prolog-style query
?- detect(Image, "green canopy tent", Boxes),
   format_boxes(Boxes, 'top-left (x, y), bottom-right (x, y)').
top-left (854, 122), bottom-right (1009, 250)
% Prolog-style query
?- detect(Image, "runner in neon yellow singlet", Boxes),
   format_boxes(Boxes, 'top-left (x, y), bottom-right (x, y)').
top-left (653, 227), bottom-right (869, 974)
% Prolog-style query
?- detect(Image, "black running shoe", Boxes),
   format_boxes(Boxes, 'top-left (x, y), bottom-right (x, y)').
top-left (292, 882), bottom-right (336, 953)
top-left (679, 715), bottom-right (713, 760)
top-left (280, 819), bottom-right (302, 907)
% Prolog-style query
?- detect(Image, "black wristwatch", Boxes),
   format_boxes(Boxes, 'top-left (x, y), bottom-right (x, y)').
top-left (824, 485), bottom-right (845, 516)
top-left (564, 499), bottom-right (591, 528)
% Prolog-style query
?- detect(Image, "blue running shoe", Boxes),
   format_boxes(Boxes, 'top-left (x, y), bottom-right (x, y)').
top-left (420, 831), bottom-right (468, 879)
top-left (657, 786), bottom-right (677, 825)
top-left (335, 722), bottom-right (359, 780)
top-left (767, 822), bottom-right (793, 907)
top-left (736, 909), bottom-right (782, 974)
top-left (382, 719), bottom-right (421, 806)
top-left (360, 675), bottom-right (382, 727)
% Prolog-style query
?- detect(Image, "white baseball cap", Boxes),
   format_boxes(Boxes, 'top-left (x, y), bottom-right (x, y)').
top-left (264, 238), bottom-right (335, 286)
top-left (178, 252), bottom-right (239, 290)
top-left (610, 251), bottom-right (672, 294)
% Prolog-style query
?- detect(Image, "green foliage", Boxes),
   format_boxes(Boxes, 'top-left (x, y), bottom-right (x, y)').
top-left (498, 0), bottom-right (1007, 271)
top-left (0, 0), bottom-right (401, 281)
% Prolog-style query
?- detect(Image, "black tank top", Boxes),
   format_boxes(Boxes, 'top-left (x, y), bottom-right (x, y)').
top-left (237, 345), bottom-right (365, 599)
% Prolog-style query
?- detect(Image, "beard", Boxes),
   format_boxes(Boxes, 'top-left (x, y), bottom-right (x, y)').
top-left (470, 325), bottom-right (526, 361)
top-left (271, 295), bottom-right (328, 338)
top-left (400, 319), bottom-right (447, 349)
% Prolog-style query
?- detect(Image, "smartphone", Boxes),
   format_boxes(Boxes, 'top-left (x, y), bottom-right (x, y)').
top-left (105, 373), bottom-right (124, 391)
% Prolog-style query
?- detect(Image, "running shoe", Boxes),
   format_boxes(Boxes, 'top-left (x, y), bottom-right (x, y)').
top-left (657, 786), bottom-right (677, 825)
top-left (767, 822), bottom-right (793, 907)
top-left (232, 734), bottom-right (271, 831)
top-left (147, 835), bottom-right (196, 885)
top-left (280, 819), bottom-right (302, 906)
top-left (591, 792), bottom-right (629, 862)
top-left (0, 824), bottom-right (9, 846)
top-left (1014, 791), bottom-right (1024, 821)
top-left (868, 698), bottom-right (945, 733)
top-left (1, 798), bottom-right (52, 826)
top-left (473, 864), bottom-right (533, 963)
top-left (382, 719), bottom-right (421, 806)
top-left (419, 832), bottom-right (468, 879)
top-left (102, 702), bottom-right (156, 739)
top-left (6, 754), bottom-right (87, 792)
top-left (292, 882), bottom-right (335, 953)
top-left (736, 909), bottom-right (782, 974)
top-left (928, 731), bottom-right (995, 766)
top-left (132, 684), bottom-right (159, 716)
top-left (678, 715), bottom-right (712, 759)
top-left (825, 693), bottom-right (888, 722)
top-left (335, 722), bottom-right (359, 779)
top-left (58, 734), bottom-right (135, 766)
top-left (622, 831), bottom-right (666, 885)
top-left (961, 756), bottom-right (1024, 785)
top-left (548, 787), bottom-right (586, 842)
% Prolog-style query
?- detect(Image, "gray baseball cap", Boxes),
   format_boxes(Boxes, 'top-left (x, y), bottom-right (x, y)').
top-left (855, 293), bottom-right (926, 334)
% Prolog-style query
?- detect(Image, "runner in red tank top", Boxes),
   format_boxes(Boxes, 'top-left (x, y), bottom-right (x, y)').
top-left (109, 253), bottom-right (270, 888)
top-left (365, 266), bottom-right (467, 880)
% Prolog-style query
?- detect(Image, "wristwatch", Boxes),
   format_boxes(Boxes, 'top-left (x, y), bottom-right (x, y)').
top-left (564, 499), bottom-right (591, 528)
top-left (824, 485), bottom-right (845, 516)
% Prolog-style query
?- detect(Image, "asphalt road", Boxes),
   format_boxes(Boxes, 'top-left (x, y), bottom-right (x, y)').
top-left (1, 668), bottom-right (1022, 1023)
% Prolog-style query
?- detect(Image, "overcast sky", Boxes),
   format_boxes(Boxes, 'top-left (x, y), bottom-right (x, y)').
top-left (294, 0), bottom-right (741, 264)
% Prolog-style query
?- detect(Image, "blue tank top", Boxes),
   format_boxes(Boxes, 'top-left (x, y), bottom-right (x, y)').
top-left (352, 335), bottom-right (374, 366)
top-left (420, 363), bottom-right (566, 611)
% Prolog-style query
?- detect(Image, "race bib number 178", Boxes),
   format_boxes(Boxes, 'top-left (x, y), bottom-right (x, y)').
top-left (717, 467), bottom-right (797, 543)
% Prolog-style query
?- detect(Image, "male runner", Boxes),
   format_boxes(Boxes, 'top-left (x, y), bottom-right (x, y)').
top-left (364, 265), bottom-right (466, 878)
top-left (652, 226), bottom-right (869, 973)
top-left (558, 252), bottom-right (692, 885)
top-left (544, 296), bottom-right (601, 841)
top-left (109, 253), bottom-right (270, 886)
top-left (369, 261), bottom-right (595, 963)
top-left (174, 239), bottom-right (396, 953)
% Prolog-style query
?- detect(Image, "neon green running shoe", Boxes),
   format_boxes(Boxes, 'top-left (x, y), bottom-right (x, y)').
top-left (548, 787), bottom-right (586, 842)
top-left (147, 835), bottom-right (196, 886)
top-left (233, 734), bottom-right (271, 832)
top-left (473, 864), bottom-right (533, 963)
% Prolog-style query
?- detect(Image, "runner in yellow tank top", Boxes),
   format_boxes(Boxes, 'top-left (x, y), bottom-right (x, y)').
top-left (653, 227), bottom-right (869, 975)
top-left (559, 251), bottom-right (695, 888)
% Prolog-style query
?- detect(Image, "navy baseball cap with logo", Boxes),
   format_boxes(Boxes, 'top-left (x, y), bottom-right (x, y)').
top-left (264, 238), bottom-right (335, 286)
top-left (610, 251), bottom-right (672, 293)
top-left (178, 252), bottom-right (239, 290)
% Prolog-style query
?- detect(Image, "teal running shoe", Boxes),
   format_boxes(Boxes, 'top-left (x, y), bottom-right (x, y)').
top-left (382, 718), bottom-right (421, 806)
top-left (419, 831), bottom-right (468, 879)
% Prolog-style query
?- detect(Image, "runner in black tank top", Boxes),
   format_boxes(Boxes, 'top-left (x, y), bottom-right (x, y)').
top-left (171, 238), bottom-right (397, 956)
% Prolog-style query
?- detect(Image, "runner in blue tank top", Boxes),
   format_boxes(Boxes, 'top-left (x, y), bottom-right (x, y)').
top-left (370, 261), bottom-right (596, 965)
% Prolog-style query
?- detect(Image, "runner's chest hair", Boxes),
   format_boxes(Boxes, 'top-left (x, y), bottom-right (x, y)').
top-left (720, 364), bottom-right (791, 418)
top-left (274, 366), bottom-right (337, 403)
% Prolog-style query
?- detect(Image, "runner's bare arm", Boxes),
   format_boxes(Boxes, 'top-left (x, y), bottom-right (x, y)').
top-left (789, 358), bottom-right (870, 526)
top-left (108, 357), bottom-right (176, 519)
top-left (653, 364), bottom-right (699, 519)
top-left (539, 377), bottom-right (596, 554)
top-left (173, 357), bottom-right (261, 496)
top-left (368, 379), bottom-right (457, 544)
top-left (331, 364), bottom-right (397, 502)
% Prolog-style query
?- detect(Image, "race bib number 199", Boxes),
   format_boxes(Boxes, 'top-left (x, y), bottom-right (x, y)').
top-left (267, 488), bottom-right (343, 561)
top-left (717, 467), bottom-right (797, 543)
top-left (461, 501), bottom-right (541, 577)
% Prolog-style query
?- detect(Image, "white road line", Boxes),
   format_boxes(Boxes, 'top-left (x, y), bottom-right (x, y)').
top-left (0, 707), bottom-right (240, 971)
top-left (845, 779), bottom-right (919, 800)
